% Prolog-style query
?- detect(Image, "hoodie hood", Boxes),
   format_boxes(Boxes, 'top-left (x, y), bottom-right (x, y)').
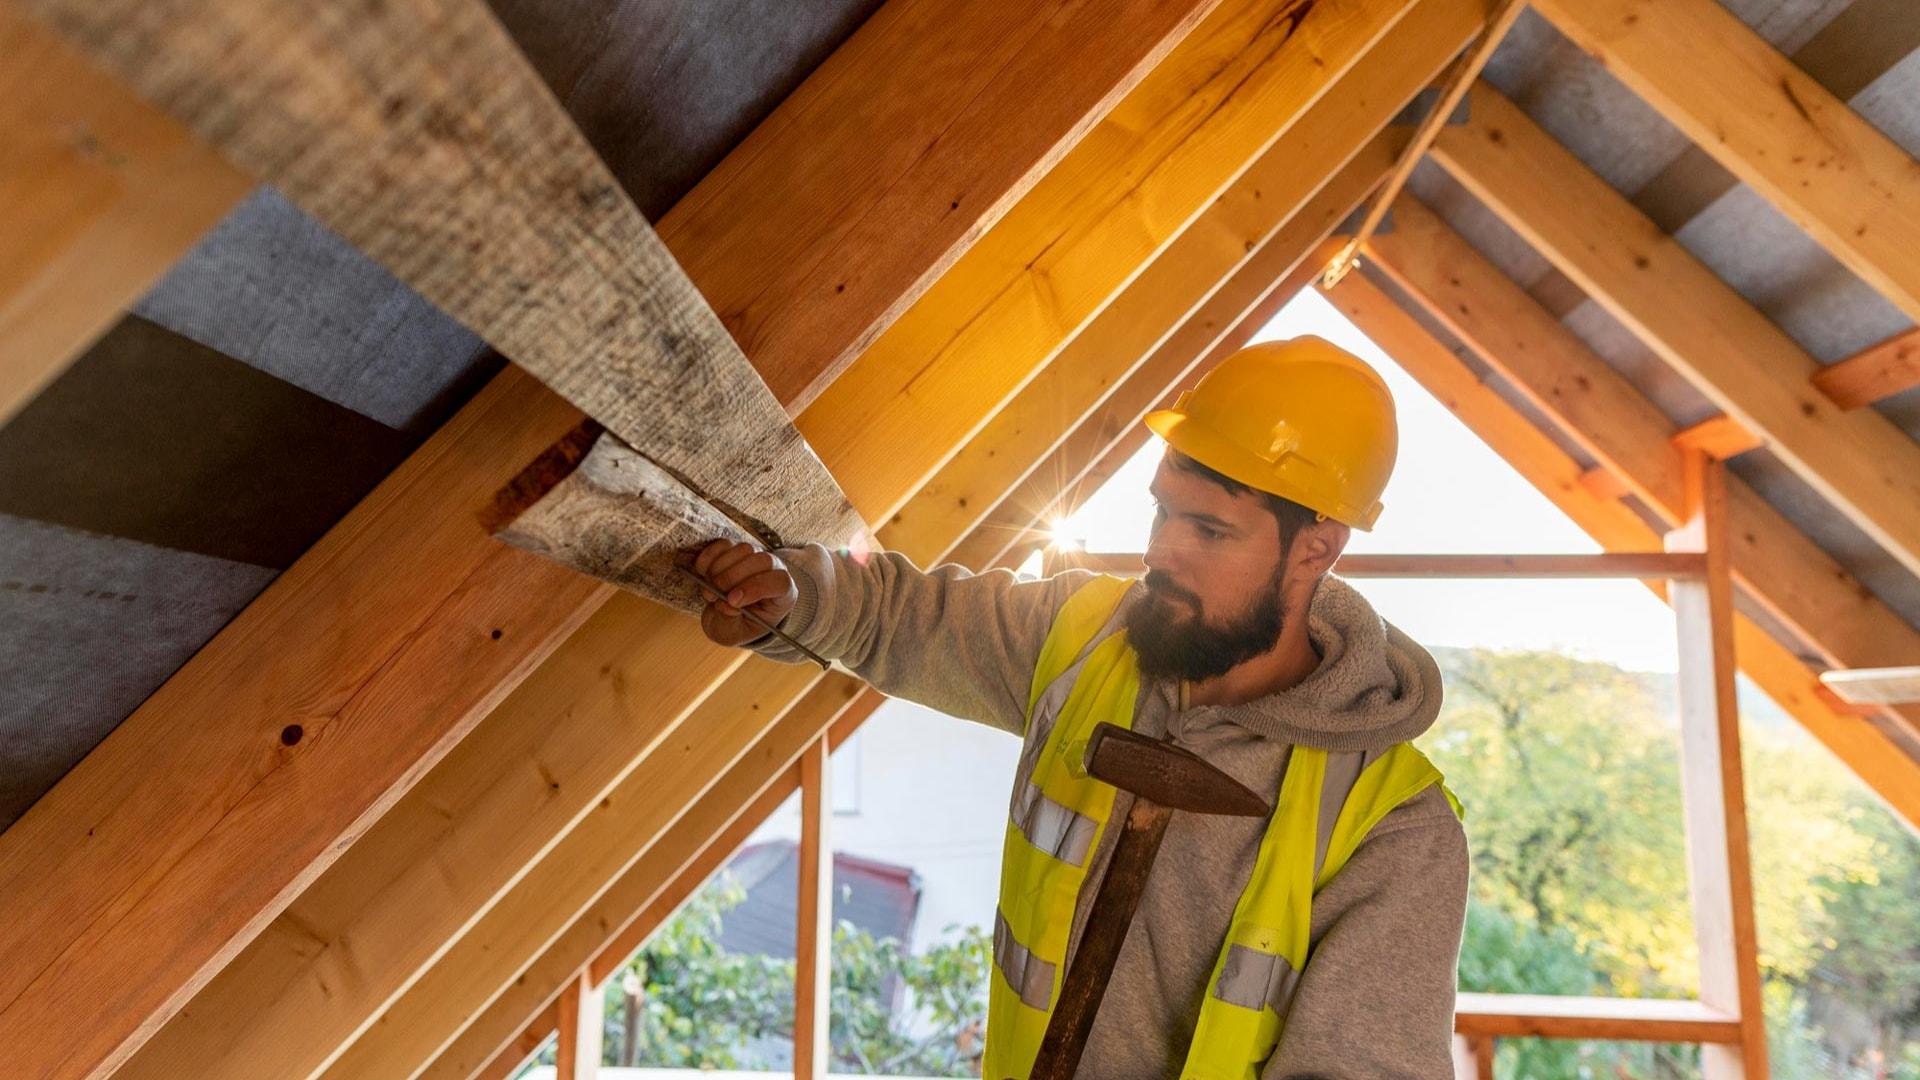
top-left (1174, 573), bottom-right (1444, 753)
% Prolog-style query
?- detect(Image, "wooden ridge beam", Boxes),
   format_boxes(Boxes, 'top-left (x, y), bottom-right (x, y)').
top-left (1363, 194), bottom-right (1920, 742)
top-left (1813, 328), bottom-right (1920, 410)
top-left (882, 0), bottom-right (1496, 562)
top-left (1066, 552), bottom-right (1712, 579)
top-left (798, 0), bottom-right (1434, 530)
top-left (1429, 83), bottom-right (1920, 582)
top-left (2, 0), bottom-right (1207, 1072)
top-left (1322, 270), bottom-right (1920, 828)
top-left (1533, 0), bottom-right (1920, 328)
top-left (0, 5), bottom-right (249, 427)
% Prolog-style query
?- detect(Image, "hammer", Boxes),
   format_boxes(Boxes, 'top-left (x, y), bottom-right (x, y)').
top-left (1025, 722), bottom-right (1271, 1080)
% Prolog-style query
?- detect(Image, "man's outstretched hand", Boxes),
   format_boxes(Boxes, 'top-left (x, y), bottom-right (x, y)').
top-left (692, 539), bottom-right (799, 649)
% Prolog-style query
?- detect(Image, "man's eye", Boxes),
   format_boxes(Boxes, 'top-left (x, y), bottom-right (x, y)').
top-left (1196, 525), bottom-right (1221, 541)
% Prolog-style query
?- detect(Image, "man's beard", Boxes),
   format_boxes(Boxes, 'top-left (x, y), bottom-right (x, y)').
top-left (1123, 566), bottom-right (1288, 682)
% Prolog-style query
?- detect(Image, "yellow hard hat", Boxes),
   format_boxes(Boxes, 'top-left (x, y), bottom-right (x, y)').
top-left (1144, 336), bottom-right (1397, 530)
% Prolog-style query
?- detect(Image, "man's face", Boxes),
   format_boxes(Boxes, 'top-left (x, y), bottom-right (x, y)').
top-left (1124, 455), bottom-right (1293, 681)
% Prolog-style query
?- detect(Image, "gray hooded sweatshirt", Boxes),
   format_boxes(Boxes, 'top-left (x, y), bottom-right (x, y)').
top-left (751, 545), bottom-right (1468, 1079)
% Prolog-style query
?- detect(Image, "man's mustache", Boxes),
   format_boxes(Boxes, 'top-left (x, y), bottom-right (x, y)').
top-left (1143, 570), bottom-right (1200, 609)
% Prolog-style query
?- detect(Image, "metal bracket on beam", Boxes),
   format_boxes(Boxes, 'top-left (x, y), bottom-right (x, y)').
top-left (1336, 206), bottom-right (1393, 237)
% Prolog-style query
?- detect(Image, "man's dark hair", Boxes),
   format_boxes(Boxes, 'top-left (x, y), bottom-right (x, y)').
top-left (1166, 449), bottom-right (1319, 543)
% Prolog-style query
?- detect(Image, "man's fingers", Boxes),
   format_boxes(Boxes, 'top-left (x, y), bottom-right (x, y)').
top-left (711, 550), bottom-right (774, 597)
top-left (729, 568), bottom-right (791, 611)
top-left (692, 539), bottom-right (739, 578)
top-left (704, 543), bottom-right (762, 586)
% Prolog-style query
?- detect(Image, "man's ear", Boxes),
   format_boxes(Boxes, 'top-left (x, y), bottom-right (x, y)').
top-left (1289, 518), bottom-right (1350, 580)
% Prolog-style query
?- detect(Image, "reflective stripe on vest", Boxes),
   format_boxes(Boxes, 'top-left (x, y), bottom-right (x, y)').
top-left (982, 576), bottom-right (1459, 1080)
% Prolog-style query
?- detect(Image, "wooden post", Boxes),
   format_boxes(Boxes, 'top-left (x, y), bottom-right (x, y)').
top-left (1665, 449), bottom-right (1768, 1079)
top-left (553, 969), bottom-right (603, 1080)
top-left (794, 737), bottom-right (834, 1080)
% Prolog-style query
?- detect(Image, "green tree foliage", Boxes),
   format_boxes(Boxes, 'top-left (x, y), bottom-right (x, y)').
top-left (594, 872), bottom-right (991, 1076)
top-left (1427, 645), bottom-right (1920, 1079)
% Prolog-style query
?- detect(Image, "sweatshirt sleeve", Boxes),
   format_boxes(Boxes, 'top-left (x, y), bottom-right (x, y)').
top-left (1261, 785), bottom-right (1469, 1080)
top-left (747, 543), bottom-right (1097, 736)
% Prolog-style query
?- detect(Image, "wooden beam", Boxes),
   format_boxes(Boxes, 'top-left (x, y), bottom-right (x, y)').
top-left (793, 738), bottom-right (833, 1080)
top-left (5, 0), bottom-right (1196, 1071)
top-left (21, 0), bottom-right (863, 556)
top-left (0, 5), bottom-right (249, 427)
top-left (1579, 465), bottom-right (1632, 503)
top-left (1812, 328), bottom-right (1920, 410)
top-left (1454, 993), bottom-right (1741, 1044)
top-left (434, 690), bottom-right (883, 1080)
top-left (1363, 194), bottom-right (1920, 743)
top-left (1430, 83), bottom-right (1920, 581)
top-left (1821, 667), bottom-right (1920, 707)
top-left (1451, 1034), bottom-right (1496, 1080)
top-left (1064, 552), bottom-right (1710, 578)
top-left (551, 969), bottom-right (602, 1080)
top-left (882, 0), bottom-right (1495, 563)
top-left (1533, 0), bottom-right (1920, 328)
top-left (799, 0), bottom-right (1439, 529)
top-left (1666, 452), bottom-right (1769, 1077)
top-left (1321, 271), bottom-right (1920, 829)
top-left (662, 0), bottom-right (1232, 410)
top-left (1672, 415), bottom-right (1763, 461)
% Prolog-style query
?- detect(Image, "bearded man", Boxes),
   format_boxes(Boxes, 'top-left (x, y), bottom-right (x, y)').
top-left (695, 337), bottom-right (1468, 1079)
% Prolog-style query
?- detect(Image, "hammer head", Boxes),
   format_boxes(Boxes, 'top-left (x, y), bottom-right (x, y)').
top-left (1084, 723), bottom-right (1269, 817)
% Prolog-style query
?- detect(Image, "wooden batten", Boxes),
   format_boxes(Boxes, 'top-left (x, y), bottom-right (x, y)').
top-left (1673, 415), bottom-right (1764, 461)
top-left (793, 738), bottom-right (833, 1080)
top-left (1813, 328), bottom-right (1920, 410)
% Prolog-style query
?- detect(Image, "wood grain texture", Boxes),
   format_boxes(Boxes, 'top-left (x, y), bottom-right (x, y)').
top-left (493, 434), bottom-right (759, 616)
top-left (0, 367), bottom-right (610, 1080)
top-left (1431, 83), bottom-right (1920, 581)
top-left (793, 737), bottom-right (833, 1080)
top-left (1453, 993), bottom-right (1740, 1043)
top-left (20, 0), bottom-right (863, 553)
top-left (662, 0), bottom-right (1230, 410)
top-left (881, 0), bottom-right (1487, 564)
top-left (551, 970), bottom-right (601, 1080)
top-left (1666, 453), bottom-right (1770, 1078)
top-left (436, 686), bottom-right (882, 1080)
top-left (798, 0), bottom-right (1423, 529)
top-left (1323, 270), bottom-right (1920, 828)
top-left (1812, 327), bottom-right (1920, 410)
top-left (1364, 194), bottom-right (1920, 741)
top-left (1534, 0), bottom-right (1920, 327)
top-left (0, 4), bottom-right (249, 426)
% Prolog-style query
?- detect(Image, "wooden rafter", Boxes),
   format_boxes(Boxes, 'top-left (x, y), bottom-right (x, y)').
top-left (1534, 0), bottom-right (1920, 328)
top-left (2, 0), bottom-right (1217, 1073)
top-left (1322, 271), bottom-right (1920, 828)
top-left (0, 6), bottom-right (249, 426)
top-left (1429, 82), bottom-right (1920, 582)
top-left (1064, 552), bottom-right (1711, 579)
top-left (799, 0), bottom-right (1432, 527)
top-left (885, 0), bottom-right (1493, 564)
top-left (1363, 194), bottom-right (1920, 743)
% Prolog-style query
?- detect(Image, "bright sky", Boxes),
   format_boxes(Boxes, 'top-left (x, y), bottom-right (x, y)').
top-left (1054, 287), bottom-right (1684, 673)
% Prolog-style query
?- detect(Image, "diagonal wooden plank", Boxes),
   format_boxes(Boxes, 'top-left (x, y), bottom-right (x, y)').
top-left (1366, 194), bottom-right (1920, 744)
top-left (883, 0), bottom-right (1490, 563)
top-left (1430, 82), bottom-right (1920, 582)
top-left (799, 0), bottom-right (1437, 529)
top-left (1533, 0), bottom-right (1920, 329)
top-left (666, 0), bottom-right (1230, 411)
top-left (0, 4), bottom-right (249, 426)
top-left (439, 689), bottom-right (881, 1080)
top-left (17, 0), bottom-right (862, 554)
top-left (1, 0), bottom-right (1205, 1072)
top-left (1323, 270), bottom-right (1920, 829)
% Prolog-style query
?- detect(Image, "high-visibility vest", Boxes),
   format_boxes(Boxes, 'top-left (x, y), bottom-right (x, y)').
top-left (983, 576), bottom-right (1460, 1080)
